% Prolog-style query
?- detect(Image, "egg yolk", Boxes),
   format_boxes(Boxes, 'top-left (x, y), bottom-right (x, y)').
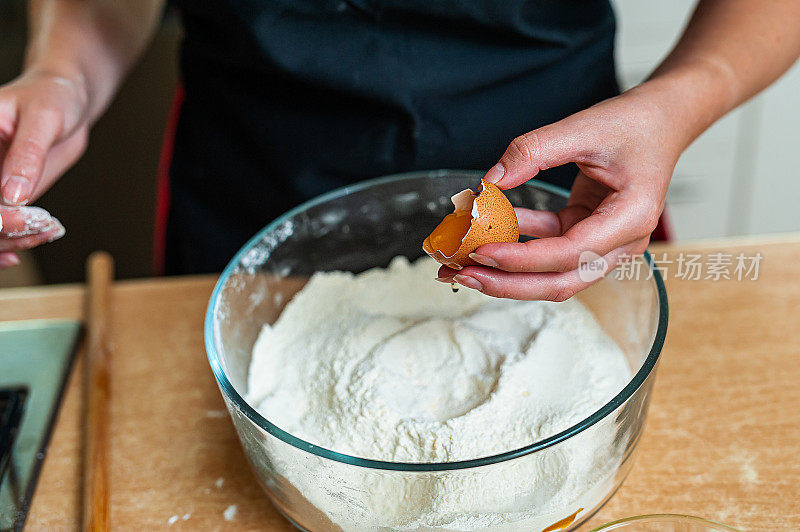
top-left (427, 210), bottom-right (472, 257)
top-left (542, 508), bottom-right (583, 532)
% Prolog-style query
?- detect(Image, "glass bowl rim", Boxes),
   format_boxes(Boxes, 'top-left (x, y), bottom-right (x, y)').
top-left (205, 169), bottom-right (669, 472)
top-left (589, 513), bottom-right (741, 531)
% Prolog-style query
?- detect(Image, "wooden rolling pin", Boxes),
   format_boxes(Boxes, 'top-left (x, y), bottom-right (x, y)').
top-left (83, 252), bottom-right (114, 532)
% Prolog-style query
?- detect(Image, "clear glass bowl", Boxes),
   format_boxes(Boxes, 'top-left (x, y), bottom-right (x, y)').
top-left (205, 170), bottom-right (669, 531)
top-left (590, 514), bottom-right (741, 531)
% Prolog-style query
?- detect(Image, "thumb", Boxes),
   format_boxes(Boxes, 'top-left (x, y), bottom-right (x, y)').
top-left (483, 119), bottom-right (595, 190)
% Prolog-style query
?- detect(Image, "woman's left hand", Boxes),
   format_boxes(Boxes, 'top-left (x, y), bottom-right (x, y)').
top-left (437, 85), bottom-right (681, 301)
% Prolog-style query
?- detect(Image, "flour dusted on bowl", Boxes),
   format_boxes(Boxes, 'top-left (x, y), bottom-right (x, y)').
top-left (246, 257), bottom-right (632, 530)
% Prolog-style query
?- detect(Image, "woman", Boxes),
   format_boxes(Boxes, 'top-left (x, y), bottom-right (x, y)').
top-left (0, 0), bottom-right (798, 300)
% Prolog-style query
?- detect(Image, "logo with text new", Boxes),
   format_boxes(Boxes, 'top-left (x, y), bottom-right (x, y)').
top-left (577, 251), bottom-right (609, 283)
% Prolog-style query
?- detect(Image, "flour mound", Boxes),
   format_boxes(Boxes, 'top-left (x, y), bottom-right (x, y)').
top-left (246, 257), bottom-right (631, 530)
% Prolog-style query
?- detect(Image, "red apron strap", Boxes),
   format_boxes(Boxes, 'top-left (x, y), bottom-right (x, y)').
top-left (152, 85), bottom-right (185, 276)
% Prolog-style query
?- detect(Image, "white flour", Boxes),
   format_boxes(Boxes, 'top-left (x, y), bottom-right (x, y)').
top-left (246, 257), bottom-right (631, 531)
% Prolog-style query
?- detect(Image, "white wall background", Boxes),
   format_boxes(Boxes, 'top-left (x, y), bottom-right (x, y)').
top-left (613, 0), bottom-right (800, 240)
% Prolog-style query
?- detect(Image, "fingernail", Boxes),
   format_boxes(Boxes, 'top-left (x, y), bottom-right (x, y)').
top-left (469, 253), bottom-right (499, 268)
top-left (454, 274), bottom-right (483, 292)
top-left (3, 176), bottom-right (32, 206)
top-left (0, 253), bottom-right (20, 268)
top-left (484, 163), bottom-right (505, 184)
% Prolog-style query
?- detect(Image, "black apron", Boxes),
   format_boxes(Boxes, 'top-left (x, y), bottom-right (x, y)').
top-left (166, 0), bottom-right (619, 274)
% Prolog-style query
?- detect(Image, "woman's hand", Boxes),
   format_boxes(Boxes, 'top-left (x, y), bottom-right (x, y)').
top-left (437, 86), bottom-right (680, 300)
top-left (0, 0), bottom-right (167, 269)
top-left (0, 70), bottom-right (90, 266)
top-left (438, 0), bottom-right (800, 300)
top-left (0, 70), bottom-right (90, 204)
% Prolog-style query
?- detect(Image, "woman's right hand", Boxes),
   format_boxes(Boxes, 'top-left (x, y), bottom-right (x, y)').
top-left (0, 205), bottom-right (65, 267)
top-left (0, 69), bottom-right (90, 267)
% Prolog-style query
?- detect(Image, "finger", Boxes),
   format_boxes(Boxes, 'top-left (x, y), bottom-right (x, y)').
top-left (470, 192), bottom-right (659, 273)
top-left (435, 236), bottom-right (649, 285)
top-left (436, 265), bottom-right (459, 281)
top-left (449, 237), bottom-right (649, 301)
top-left (483, 118), bottom-right (596, 190)
top-left (513, 207), bottom-right (562, 238)
top-left (1, 106), bottom-right (62, 205)
top-left (0, 205), bottom-right (62, 237)
top-left (0, 224), bottom-right (65, 251)
top-left (0, 252), bottom-right (20, 268)
top-left (558, 176), bottom-right (611, 232)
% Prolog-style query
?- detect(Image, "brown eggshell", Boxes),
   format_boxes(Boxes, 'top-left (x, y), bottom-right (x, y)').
top-left (422, 179), bottom-right (519, 270)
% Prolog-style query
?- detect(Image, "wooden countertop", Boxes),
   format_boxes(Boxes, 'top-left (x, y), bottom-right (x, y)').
top-left (2, 236), bottom-right (799, 531)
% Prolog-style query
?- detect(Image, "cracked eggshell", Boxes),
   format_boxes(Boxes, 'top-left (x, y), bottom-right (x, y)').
top-left (422, 179), bottom-right (519, 270)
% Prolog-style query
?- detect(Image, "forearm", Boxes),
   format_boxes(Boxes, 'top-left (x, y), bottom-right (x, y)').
top-left (631, 0), bottom-right (800, 156)
top-left (24, 0), bottom-right (165, 122)
top-left (461, 1), bottom-right (800, 299)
